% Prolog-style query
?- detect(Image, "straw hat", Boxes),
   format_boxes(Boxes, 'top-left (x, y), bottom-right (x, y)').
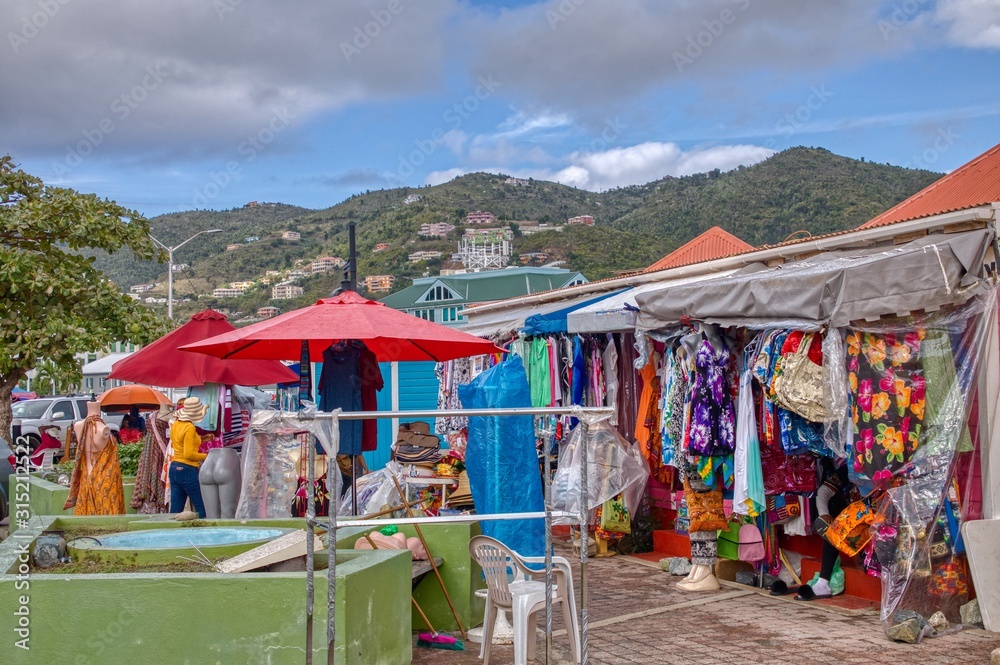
top-left (174, 396), bottom-right (208, 422)
top-left (448, 471), bottom-right (474, 507)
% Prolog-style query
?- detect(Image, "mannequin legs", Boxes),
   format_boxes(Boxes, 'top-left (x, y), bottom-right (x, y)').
top-left (679, 530), bottom-right (720, 592)
top-left (200, 448), bottom-right (242, 519)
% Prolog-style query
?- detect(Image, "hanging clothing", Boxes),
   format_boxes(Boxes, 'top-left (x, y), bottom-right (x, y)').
top-left (602, 335), bottom-right (619, 427)
top-left (571, 336), bottom-right (585, 407)
top-left (358, 345), bottom-right (384, 452)
top-left (187, 383), bottom-right (221, 432)
top-left (847, 329), bottom-right (926, 485)
top-left (688, 337), bottom-right (736, 457)
top-left (291, 474), bottom-right (331, 517)
top-left (318, 343), bottom-right (363, 455)
top-left (528, 337), bottom-right (552, 407)
top-left (64, 417), bottom-right (125, 515)
top-left (734, 359), bottom-right (765, 517)
top-left (130, 414), bottom-right (168, 514)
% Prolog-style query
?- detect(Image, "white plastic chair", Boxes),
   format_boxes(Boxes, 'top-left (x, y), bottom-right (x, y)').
top-left (469, 535), bottom-right (580, 665)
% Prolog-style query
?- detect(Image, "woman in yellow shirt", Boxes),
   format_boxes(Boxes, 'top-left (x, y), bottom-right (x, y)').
top-left (169, 397), bottom-right (209, 517)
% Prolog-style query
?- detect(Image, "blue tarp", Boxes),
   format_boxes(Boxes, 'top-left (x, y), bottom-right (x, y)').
top-left (458, 356), bottom-right (544, 558)
top-left (521, 290), bottom-right (626, 336)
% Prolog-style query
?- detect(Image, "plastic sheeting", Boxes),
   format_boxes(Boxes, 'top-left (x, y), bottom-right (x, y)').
top-left (551, 418), bottom-right (649, 525)
top-left (235, 403), bottom-right (341, 519)
top-left (338, 460), bottom-right (407, 517)
top-left (835, 291), bottom-right (996, 635)
top-left (635, 229), bottom-right (994, 330)
top-left (458, 356), bottom-right (545, 558)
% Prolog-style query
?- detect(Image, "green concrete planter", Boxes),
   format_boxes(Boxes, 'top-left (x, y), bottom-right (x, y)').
top-left (9, 474), bottom-right (137, 534)
top-left (1, 515), bottom-right (412, 664)
top-left (66, 526), bottom-right (299, 565)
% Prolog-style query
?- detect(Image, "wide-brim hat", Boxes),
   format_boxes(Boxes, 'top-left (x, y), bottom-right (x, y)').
top-left (448, 471), bottom-right (474, 507)
top-left (397, 421), bottom-right (439, 448)
top-left (175, 396), bottom-right (208, 422)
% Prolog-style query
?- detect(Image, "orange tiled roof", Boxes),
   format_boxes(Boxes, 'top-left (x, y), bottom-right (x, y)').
top-left (860, 142), bottom-right (1000, 229)
top-left (644, 226), bottom-right (753, 272)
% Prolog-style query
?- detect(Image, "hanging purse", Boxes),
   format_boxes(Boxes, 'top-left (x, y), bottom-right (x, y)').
top-left (826, 500), bottom-right (876, 557)
top-left (599, 495), bottom-right (631, 534)
top-left (766, 493), bottom-right (801, 525)
top-left (773, 333), bottom-right (836, 423)
top-left (738, 524), bottom-right (766, 562)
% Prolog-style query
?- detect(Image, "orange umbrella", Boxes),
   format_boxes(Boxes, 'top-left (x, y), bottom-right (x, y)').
top-left (97, 385), bottom-right (173, 411)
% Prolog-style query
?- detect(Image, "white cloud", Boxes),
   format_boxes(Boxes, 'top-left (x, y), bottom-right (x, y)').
top-left (520, 142), bottom-right (774, 190)
top-left (935, 0), bottom-right (1000, 48)
top-left (441, 130), bottom-right (468, 155)
top-left (425, 168), bottom-right (468, 186)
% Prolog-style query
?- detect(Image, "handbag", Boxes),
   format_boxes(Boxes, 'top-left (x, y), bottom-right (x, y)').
top-left (599, 495), bottom-right (631, 534)
top-left (684, 480), bottom-right (727, 533)
top-left (773, 333), bottom-right (836, 423)
top-left (766, 493), bottom-right (801, 525)
top-left (738, 524), bottom-right (765, 562)
top-left (825, 500), bottom-right (876, 557)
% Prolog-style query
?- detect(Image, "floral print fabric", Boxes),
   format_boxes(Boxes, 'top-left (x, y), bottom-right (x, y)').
top-left (847, 330), bottom-right (926, 485)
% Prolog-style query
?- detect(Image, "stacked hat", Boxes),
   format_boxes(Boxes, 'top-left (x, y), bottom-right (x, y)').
top-left (393, 421), bottom-right (442, 467)
top-left (448, 471), bottom-right (474, 508)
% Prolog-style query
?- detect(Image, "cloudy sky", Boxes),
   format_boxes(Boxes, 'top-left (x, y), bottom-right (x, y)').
top-left (3, 0), bottom-right (999, 216)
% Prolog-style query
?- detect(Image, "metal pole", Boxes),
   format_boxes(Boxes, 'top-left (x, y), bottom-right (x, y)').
top-left (167, 248), bottom-right (174, 320)
top-left (328, 453), bottom-right (338, 665)
top-left (351, 456), bottom-right (357, 516)
top-left (542, 417), bottom-right (554, 665)
top-left (301, 406), bottom-right (612, 420)
top-left (578, 419), bottom-right (589, 665)
top-left (306, 433), bottom-right (316, 664)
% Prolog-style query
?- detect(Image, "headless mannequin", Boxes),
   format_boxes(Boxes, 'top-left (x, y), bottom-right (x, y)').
top-left (73, 402), bottom-right (111, 475)
top-left (199, 448), bottom-right (243, 519)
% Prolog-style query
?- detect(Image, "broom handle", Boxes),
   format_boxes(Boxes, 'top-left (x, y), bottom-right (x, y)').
top-left (392, 476), bottom-right (467, 639)
top-left (363, 533), bottom-right (438, 636)
top-left (356, 496), bottom-right (433, 521)
top-left (779, 548), bottom-right (802, 586)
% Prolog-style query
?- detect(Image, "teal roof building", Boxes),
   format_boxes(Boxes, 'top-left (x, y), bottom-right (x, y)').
top-left (379, 267), bottom-right (588, 326)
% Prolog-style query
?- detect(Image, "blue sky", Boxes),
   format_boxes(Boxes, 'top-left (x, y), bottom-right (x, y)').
top-left (3, 0), bottom-right (998, 217)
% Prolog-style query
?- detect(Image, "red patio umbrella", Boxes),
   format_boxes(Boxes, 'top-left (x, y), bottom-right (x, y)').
top-left (178, 291), bottom-right (504, 362)
top-left (109, 309), bottom-right (298, 387)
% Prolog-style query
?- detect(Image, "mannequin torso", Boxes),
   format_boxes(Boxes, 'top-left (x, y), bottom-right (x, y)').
top-left (74, 402), bottom-right (111, 474)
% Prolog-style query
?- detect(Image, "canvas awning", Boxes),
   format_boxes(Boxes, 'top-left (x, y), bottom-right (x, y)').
top-left (521, 290), bottom-right (625, 336)
top-left (460, 290), bottom-right (624, 338)
top-left (567, 270), bottom-right (740, 333)
top-left (635, 228), bottom-right (995, 330)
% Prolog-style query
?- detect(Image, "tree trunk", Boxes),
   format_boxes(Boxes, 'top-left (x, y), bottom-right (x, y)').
top-left (0, 370), bottom-right (26, 445)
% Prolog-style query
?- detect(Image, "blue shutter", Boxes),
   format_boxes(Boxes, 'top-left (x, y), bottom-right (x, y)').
top-left (363, 361), bottom-right (440, 471)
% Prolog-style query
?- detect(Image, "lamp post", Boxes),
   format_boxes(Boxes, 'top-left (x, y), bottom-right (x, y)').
top-left (149, 229), bottom-right (222, 319)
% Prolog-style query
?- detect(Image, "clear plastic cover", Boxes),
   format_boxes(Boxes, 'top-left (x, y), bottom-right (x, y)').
top-left (235, 404), bottom-right (342, 519)
top-left (338, 460), bottom-right (407, 517)
top-left (551, 419), bottom-right (649, 525)
top-left (839, 291), bottom-right (996, 634)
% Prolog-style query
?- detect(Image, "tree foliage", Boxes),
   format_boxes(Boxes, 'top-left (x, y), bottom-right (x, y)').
top-left (0, 156), bottom-right (169, 437)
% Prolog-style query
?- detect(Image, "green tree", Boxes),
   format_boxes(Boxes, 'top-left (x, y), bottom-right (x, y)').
top-left (0, 156), bottom-right (169, 438)
top-left (33, 358), bottom-right (81, 396)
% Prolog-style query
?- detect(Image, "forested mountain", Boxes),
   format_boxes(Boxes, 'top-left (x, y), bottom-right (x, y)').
top-left (92, 147), bottom-right (941, 322)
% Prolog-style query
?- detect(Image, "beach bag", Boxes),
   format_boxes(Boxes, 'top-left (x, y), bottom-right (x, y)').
top-left (684, 480), bottom-right (726, 533)
top-left (825, 500), bottom-right (876, 557)
top-left (773, 334), bottom-right (835, 423)
top-left (738, 524), bottom-right (765, 562)
top-left (766, 493), bottom-right (801, 525)
top-left (599, 495), bottom-right (631, 534)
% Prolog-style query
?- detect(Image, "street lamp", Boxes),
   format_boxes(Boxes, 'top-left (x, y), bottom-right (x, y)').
top-left (149, 229), bottom-right (222, 319)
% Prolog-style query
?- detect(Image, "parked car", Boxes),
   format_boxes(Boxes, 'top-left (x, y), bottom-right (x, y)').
top-left (10, 397), bottom-right (124, 452)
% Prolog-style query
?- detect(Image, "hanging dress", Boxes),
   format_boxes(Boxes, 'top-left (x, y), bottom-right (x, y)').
top-left (130, 413), bottom-right (168, 514)
top-left (64, 416), bottom-right (125, 515)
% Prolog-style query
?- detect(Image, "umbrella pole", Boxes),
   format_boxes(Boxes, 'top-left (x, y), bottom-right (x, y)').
top-left (351, 457), bottom-right (358, 516)
top-left (306, 432), bottom-right (316, 664)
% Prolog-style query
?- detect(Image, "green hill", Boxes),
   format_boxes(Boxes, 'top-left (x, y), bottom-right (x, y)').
top-left (96, 147), bottom-right (941, 321)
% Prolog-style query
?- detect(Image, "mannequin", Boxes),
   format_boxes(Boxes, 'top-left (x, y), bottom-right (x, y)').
top-left (73, 402), bottom-right (111, 474)
top-left (64, 401), bottom-right (124, 515)
top-left (199, 447), bottom-right (243, 518)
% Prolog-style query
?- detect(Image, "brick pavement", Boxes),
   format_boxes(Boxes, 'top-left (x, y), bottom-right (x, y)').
top-left (413, 540), bottom-right (1000, 665)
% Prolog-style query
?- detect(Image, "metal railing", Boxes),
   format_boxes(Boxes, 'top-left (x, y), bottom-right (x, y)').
top-left (283, 405), bottom-right (611, 665)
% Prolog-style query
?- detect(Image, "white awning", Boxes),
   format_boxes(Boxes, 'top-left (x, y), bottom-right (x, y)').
top-left (81, 352), bottom-right (132, 376)
top-left (567, 269), bottom-right (740, 333)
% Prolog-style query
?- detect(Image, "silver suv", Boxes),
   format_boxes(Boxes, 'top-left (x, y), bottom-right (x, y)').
top-left (10, 397), bottom-right (124, 451)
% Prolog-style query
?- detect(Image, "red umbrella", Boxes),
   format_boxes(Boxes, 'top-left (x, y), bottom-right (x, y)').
top-left (179, 291), bottom-right (504, 362)
top-left (109, 309), bottom-right (298, 387)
